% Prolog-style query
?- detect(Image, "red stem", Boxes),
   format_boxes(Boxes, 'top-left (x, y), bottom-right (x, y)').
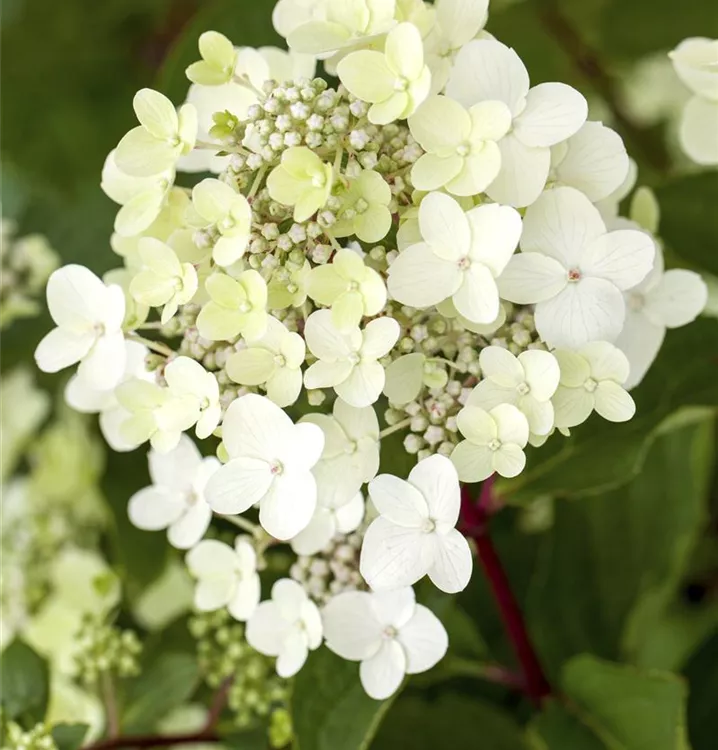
top-left (461, 478), bottom-right (551, 706)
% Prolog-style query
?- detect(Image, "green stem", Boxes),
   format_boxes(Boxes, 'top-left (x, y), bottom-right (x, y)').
top-left (221, 514), bottom-right (260, 535)
top-left (379, 417), bottom-right (413, 439)
top-left (247, 165), bottom-right (268, 200)
top-left (127, 333), bottom-right (174, 358)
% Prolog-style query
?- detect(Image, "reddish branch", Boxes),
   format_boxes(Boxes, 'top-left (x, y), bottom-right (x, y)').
top-left (461, 478), bottom-right (551, 706)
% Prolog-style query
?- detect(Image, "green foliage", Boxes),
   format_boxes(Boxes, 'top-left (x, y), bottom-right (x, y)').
top-left (50, 724), bottom-right (90, 750)
top-left (684, 634), bottom-right (718, 750)
top-left (291, 648), bottom-right (397, 750)
top-left (121, 652), bottom-right (200, 733)
top-left (0, 640), bottom-right (49, 726)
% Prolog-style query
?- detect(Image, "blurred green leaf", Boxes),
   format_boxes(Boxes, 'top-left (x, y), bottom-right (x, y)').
top-left (527, 700), bottom-right (604, 750)
top-left (684, 632), bottom-right (718, 750)
top-left (525, 417), bottom-right (714, 679)
top-left (0, 640), bottom-right (49, 725)
top-left (50, 724), bottom-right (89, 750)
top-left (121, 652), bottom-right (200, 733)
top-left (373, 693), bottom-right (529, 750)
top-left (291, 648), bottom-right (396, 750)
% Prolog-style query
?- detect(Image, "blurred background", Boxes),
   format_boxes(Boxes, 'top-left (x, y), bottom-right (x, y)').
top-left (1, 0), bottom-right (717, 747)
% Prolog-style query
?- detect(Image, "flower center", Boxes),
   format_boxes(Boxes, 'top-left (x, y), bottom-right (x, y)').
top-left (238, 301), bottom-right (251, 313)
top-left (628, 292), bottom-right (645, 311)
top-left (345, 440), bottom-right (358, 455)
top-left (456, 142), bottom-right (471, 157)
top-left (488, 438), bottom-right (502, 452)
top-left (348, 280), bottom-right (360, 291)
top-left (311, 172), bottom-right (326, 188)
top-left (383, 625), bottom-right (398, 639)
top-left (269, 460), bottom-right (284, 475)
top-left (274, 354), bottom-right (286, 367)
top-left (355, 198), bottom-right (369, 214)
top-left (458, 256), bottom-right (471, 271)
top-left (568, 268), bottom-right (582, 282)
top-left (394, 77), bottom-right (409, 92)
top-left (348, 351), bottom-right (361, 365)
top-left (220, 216), bottom-right (235, 232)
top-left (421, 518), bottom-right (436, 534)
top-left (517, 381), bottom-right (530, 396)
top-left (286, 283), bottom-right (298, 294)
top-left (584, 377), bottom-right (598, 393)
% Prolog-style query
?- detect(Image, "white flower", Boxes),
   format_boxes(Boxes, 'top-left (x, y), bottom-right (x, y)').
top-left (226, 316), bottom-right (306, 407)
top-left (307, 248), bottom-right (387, 331)
top-left (205, 394), bottom-right (324, 540)
top-left (497, 187), bottom-right (655, 349)
top-left (616, 248), bottom-right (707, 389)
top-left (337, 23), bottom-right (431, 125)
top-left (360, 454), bottom-right (472, 593)
top-left (190, 179), bottom-right (252, 266)
top-left (332, 170), bottom-right (393, 244)
top-left (128, 435), bottom-right (219, 549)
top-left (64, 340), bottom-right (151, 452)
top-left (35, 265), bottom-right (126, 390)
top-left (286, 0), bottom-right (395, 57)
top-left (548, 121), bottom-right (629, 203)
top-left (186, 537), bottom-right (260, 621)
top-left (388, 192), bottom-right (522, 325)
top-left (424, 0), bottom-right (489, 93)
top-left (301, 397), bottom-right (380, 512)
top-left (304, 311), bottom-right (400, 407)
top-left (322, 586), bottom-right (448, 700)
top-left (267, 147), bottom-right (333, 223)
top-left (291, 490), bottom-right (365, 556)
top-left (164, 357), bottom-right (221, 439)
top-left (246, 578), bottom-right (322, 677)
top-left (451, 403), bottom-right (529, 482)
top-left (446, 39), bottom-right (588, 207)
top-left (669, 38), bottom-right (718, 165)
top-left (468, 346), bottom-right (560, 436)
top-left (186, 31), bottom-right (238, 86)
top-left (196, 271), bottom-right (268, 342)
top-left (115, 89), bottom-right (197, 177)
top-left (129, 238), bottom-right (198, 324)
top-left (101, 150), bottom-right (174, 238)
top-left (552, 342), bottom-right (635, 428)
top-left (409, 95), bottom-right (512, 196)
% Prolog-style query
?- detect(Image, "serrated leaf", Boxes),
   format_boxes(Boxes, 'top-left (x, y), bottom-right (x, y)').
top-left (121, 652), bottom-right (200, 733)
top-left (0, 640), bottom-right (49, 724)
top-left (51, 724), bottom-right (89, 750)
top-left (291, 648), bottom-right (397, 750)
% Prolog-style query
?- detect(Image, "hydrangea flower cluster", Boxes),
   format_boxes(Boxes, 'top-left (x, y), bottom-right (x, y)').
top-left (35, 0), bottom-right (708, 701)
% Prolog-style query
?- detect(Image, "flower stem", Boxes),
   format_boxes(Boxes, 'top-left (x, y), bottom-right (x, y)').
top-left (247, 165), bottom-right (267, 200)
top-left (461, 478), bottom-right (551, 706)
top-left (127, 333), bottom-right (174, 358)
top-left (379, 417), bottom-right (413, 439)
top-left (101, 673), bottom-right (120, 738)
top-left (221, 514), bottom-right (259, 534)
top-left (444, 657), bottom-right (528, 692)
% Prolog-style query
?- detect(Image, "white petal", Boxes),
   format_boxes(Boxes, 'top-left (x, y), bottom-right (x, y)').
top-left (419, 191), bottom-right (470, 256)
top-left (581, 341), bottom-right (630, 383)
top-left (276, 630), bottom-right (309, 678)
top-left (399, 604), bottom-right (449, 674)
top-left (466, 203), bottom-right (523, 277)
top-left (290, 509), bottom-right (336, 555)
top-left (679, 96), bottom-right (718, 166)
top-left (46, 264), bottom-right (113, 329)
top-left (478, 345), bottom-right (522, 386)
top-left (446, 39), bottom-right (529, 111)
top-left (186, 539), bottom-right (237, 577)
top-left (334, 397), bottom-right (379, 442)
top-left (553, 122), bottom-right (629, 202)
top-left (335, 491), bottom-right (365, 533)
top-left (446, 147), bottom-right (502, 196)
top-left (370, 588), bottom-right (417, 629)
top-left (266, 367), bottom-right (303, 407)
top-left (436, 0), bottom-right (489, 48)
top-left (148, 434), bottom-right (202, 490)
top-left (334, 361), bottom-right (385, 408)
top-left (453, 263), bottom-right (500, 324)
top-left (304, 360), bottom-right (355, 390)
top-left (644, 269), bottom-right (708, 328)
top-left (259, 470), bottom-right (317, 541)
top-left (35, 328), bottom-right (94, 373)
top-left (227, 575), bottom-right (261, 622)
top-left (359, 640), bottom-right (406, 700)
top-left (128, 487), bottom-right (185, 531)
top-left (383, 353), bottom-right (426, 405)
top-left (450, 440), bottom-right (494, 483)
top-left (519, 349), bottom-right (561, 401)
top-left (582, 230), bottom-right (655, 290)
top-left (133, 89), bottom-right (178, 139)
top-left (493, 403), bottom-right (529, 446)
top-left (64, 373), bottom-right (112, 413)
top-left (368, 474), bottom-right (428, 526)
top-left (285, 421), bottom-right (325, 472)
top-left (76, 332), bottom-right (127, 390)
top-left (387, 242), bottom-right (462, 308)
top-left (518, 397), bottom-right (555, 436)
top-left (552, 386), bottom-right (595, 429)
top-left (204, 457), bottom-right (272, 515)
top-left (408, 454), bottom-right (460, 526)
top-left (167, 501), bottom-right (212, 550)
top-left (408, 95), bottom-right (470, 152)
top-left (485, 131), bottom-right (551, 207)
top-left (427, 529), bottom-right (473, 593)
top-left (520, 186), bottom-right (605, 266)
top-left (514, 82), bottom-right (587, 148)
top-left (593, 381), bottom-right (635, 423)
top-left (385, 22), bottom-right (424, 80)
top-left (534, 278), bottom-right (625, 349)
top-left (194, 578), bottom-right (234, 611)
top-left (221, 393), bottom-right (294, 460)
top-left (361, 317), bottom-right (401, 360)
top-left (322, 591), bottom-right (383, 661)
top-left (360, 518), bottom-right (429, 590)
top-left (411, 153), bottom-right (464, 192)
top-left (304, 309), bottom-right (357, 360)
top-left (497, 252), bottom-right (567, 304)
top-left (492, 444), bottom-right (526, 478)
top-left (336, 50), bottom-right (395, 103)
top-left (468, 380), bottom-right (517, 413)
top-left (614, 310), bottom-right (665, 390)
top-left (246, 602), bottom-right (290, 657)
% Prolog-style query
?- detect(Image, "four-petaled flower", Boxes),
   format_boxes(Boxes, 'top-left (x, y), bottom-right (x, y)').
top-left (267, 147), bottom-right (333, 222)
top-left (196, 271), bottom-right (268, 342)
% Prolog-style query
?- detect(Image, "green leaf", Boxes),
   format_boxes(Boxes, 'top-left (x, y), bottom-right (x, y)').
top-left (684, 632), bottom-right (718, 750)
top-left (51, 724), bottom-right (90, 750)
top-left (0, 640), bottom-right (49, 724)
top-left (655, 174), bottom-right (718, 277)
top-left (526, 417), bottom-right (714, 679)
top-left (121, 652), bottom-right (200, 733)
top-left (505, 319), bottom-right (718, 500)
top-left (372, 693), bottom-right (530, 750)
top-left (561, 655), bottom-right (691, 749)
top-left (527, 700), bottom-right (604, 750)
top-left (600, 0), bottom-right (718, 58)
top-left (291, 648), bottom-right (396, 750)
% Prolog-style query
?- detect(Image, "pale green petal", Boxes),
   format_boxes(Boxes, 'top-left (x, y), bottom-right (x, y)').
top-left (266, 367), bottom-right (303, 407)
top-left (161, 300), bottom-right (179, 324)
top-left (186, 61), bottom-right (231, 86)
top-left (177, 104), bottom-right (198, 152)
top-left (196, 301), bottom-right (243, 341)
top-left (226, 349), bottom-right (275, 385)
top-left (192, 178), bottom-right (235, 223)
top-left (115, 128), bottom-right (178, 177)
top-left (369, 93), bottom-right (409, 126)
top-left (356, 169), bottom-right (391, 204)
top-left (199, 31), bottom-right (236, 69)
top-left (355, 205), bottom-right (392, 243)
top-left (239, 270), bottom-right (268, 308)
top-left (409, 95), bottom-right (470, 151)
top-left (469, 100), bottom-right (513, 142)
top-left (130, 271), bottom-right (175, 307)
top-left (282, 145), bottom-right (325, 178)
top-left (267, 165), bottom-right (304, 206)
top-left (205, 273), bottom-right (242, 309)
top-left (456, 405), bottom-right (497, 445)
top-left (450, 440), bottom-right (494, 483)
top-left (138, 237), bottom-right (182, 277)
top-left (116, 378), bottom-right (165, 410)
top-left (213, 234), bottom-right (248, 266)
top-left (280, 331), bottom-right (306, 368)
top-left (385, 22), bottom-right (424, 80)
top-left (133, 89), bottom-right (178, 139)
top-left (593, 381), bottom-right (635, 422)
top-left (445, 146), bottom-right (501, 196)
top-left (308, 265), bottom-right (346, 306)
top-left (177, 263), bottom-right (199, 304)
top-left (240, 310), bottom-right (269, 341)
top-left (294, 187), bottom-right (328, 222)
top-left (337, 51), bottom-right (395, 103)
top-left (332, 291), bottom-right (364, 331)
top-left (411, 153), bottom-right (464, 191)
top-left (383, 353), bottom-right (425, 405)
top-left (114, 189), bottom-right (165, 237)
top-left (554, 350), bottom-right (590, 387)
top-left (288, 21), bottom-right (352, 55)
top-left (358, 268), bottom-right (387, 316)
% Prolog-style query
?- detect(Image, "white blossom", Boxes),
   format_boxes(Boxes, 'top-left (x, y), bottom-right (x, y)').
top-left (304, 311), bottom-right (400, 407)
top-left (360, 454), bottom-right (472, 593)
top-left (616, 248), bottom-right (707, 388)
top-left (446, 39), bottom-right (588, 207)
top-left (186, 537), bottom-right (260, 621)
top-left (196, 271), bottom-right (268, 342)
top-left (497, 187), bottom-right (655, 349)
top-left (128, 435), bottom-right (219, 549)
top-left (35, 265), bottom-right (126, 390)
top-left (451, 403), bottom-right (529, 482)
top-left (291, 490), bottom-right (365, 556)
top-left (322, 587), bottom-right (448, 700)
top-left (164, 357), bottom-right (222, 440)
top-left (469, 346), bottom-right (560, 436)
top-left (205, 394), bottom-right (324, 540)
top-left (388, 192), bottom-right (522, 324)
top-left (332, 170), bottom-right (393, 244)
top-left (553, 342), bottom-right (636, 428)
top-left (267, 147), bottom-right (334, 222)
top-left (337, 23), bottom-right (431, 125)
top-left (246, 578), bottom-right (322, 677)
